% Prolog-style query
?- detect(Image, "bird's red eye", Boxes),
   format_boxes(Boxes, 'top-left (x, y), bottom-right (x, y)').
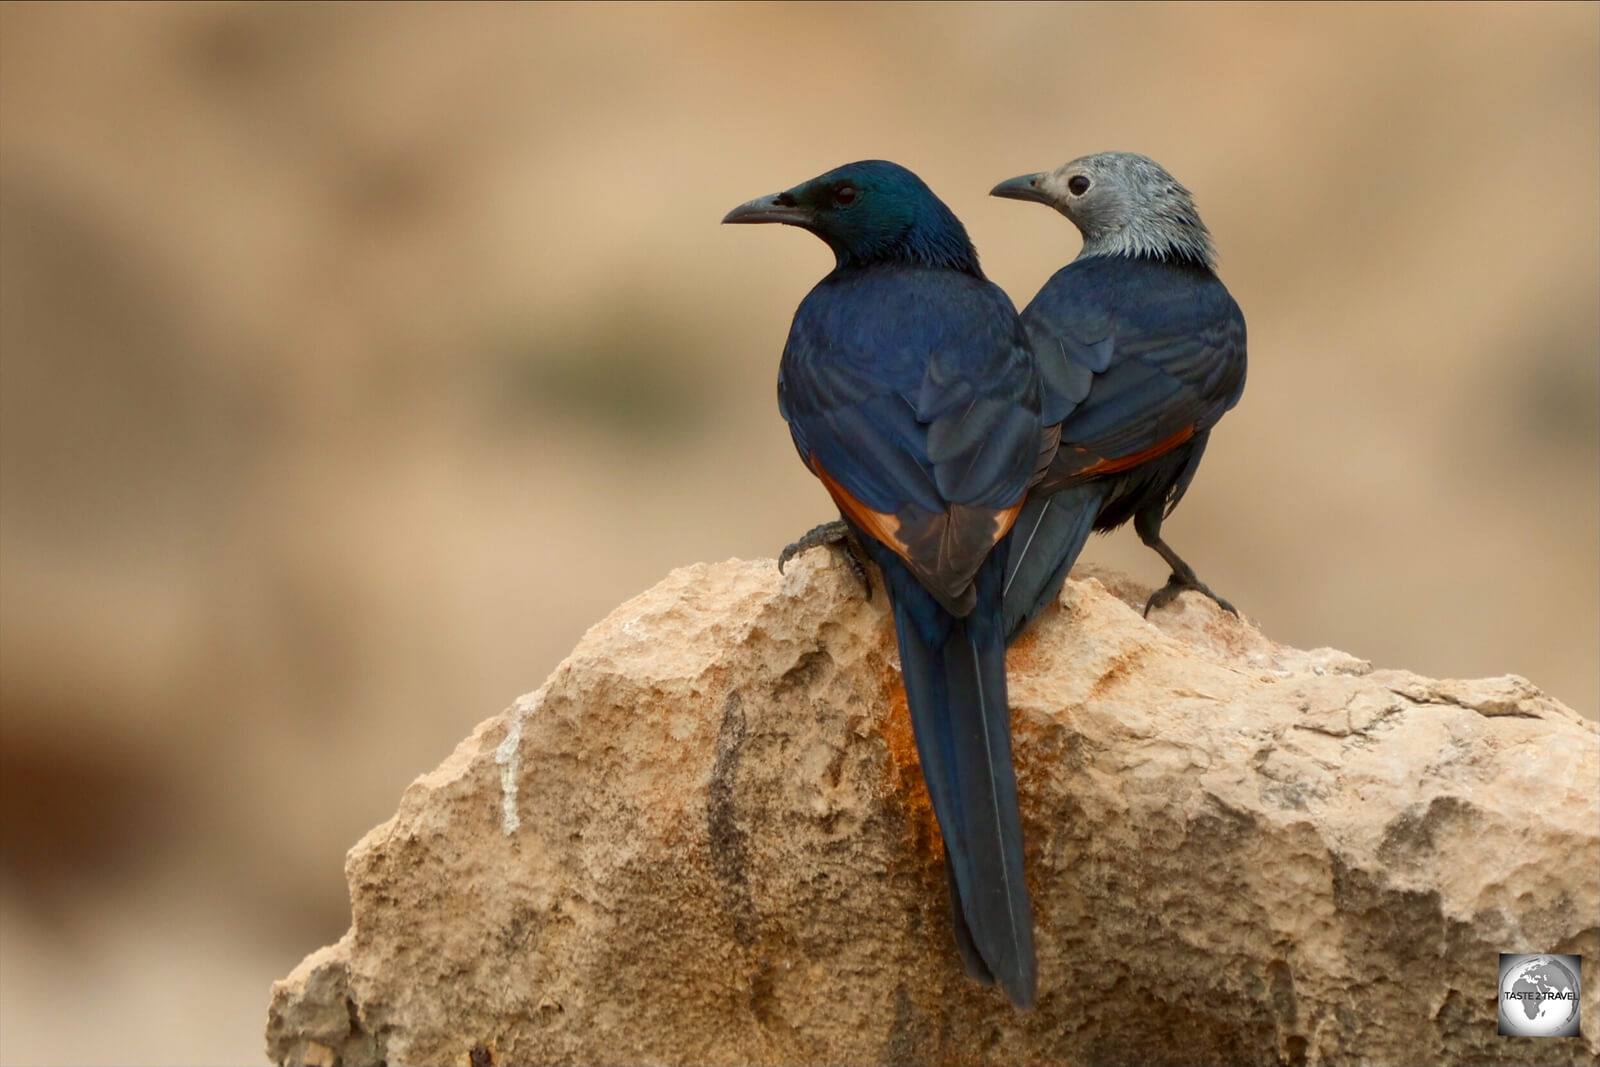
top-left (1067, 175), bottom-right (1091, 196)
top-left (834, 185), bottom-right (857, 205)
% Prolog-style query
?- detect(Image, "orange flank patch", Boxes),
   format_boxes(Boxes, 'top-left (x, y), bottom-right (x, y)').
top-left (813, 463), bottom-right (912, 560)
top-left (991, 500), bottom-right (1024, 542)
top-left (1072, 424), bottom-right (1196, 476)
top-left (812, 458), bottom-right (1024, 576)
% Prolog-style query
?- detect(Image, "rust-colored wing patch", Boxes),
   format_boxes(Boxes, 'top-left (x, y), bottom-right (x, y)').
top-left (1069, 424), bottom-right (1196, 477)
top-left (983, 501), bottom-right (1024, 544)
top-left (813, 463), bottom-right (913, 562)
top-left (812, 457), bottom-right (1024, 613)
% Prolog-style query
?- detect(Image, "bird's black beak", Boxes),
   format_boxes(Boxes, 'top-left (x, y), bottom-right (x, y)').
top-left (722, 192), bottom-right (810, 226)
top-left (989, 173), bottom-right (1054, 206)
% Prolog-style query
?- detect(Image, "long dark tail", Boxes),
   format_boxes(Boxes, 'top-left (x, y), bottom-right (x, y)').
top-left (886, 552), bottom-right (1037, 1009)
top-left (1002, 484), bottom-right (1107, 644)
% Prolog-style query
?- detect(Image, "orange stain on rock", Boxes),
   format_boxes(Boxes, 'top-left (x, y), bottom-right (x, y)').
top-left (877, 669), bottom-right (942, 862)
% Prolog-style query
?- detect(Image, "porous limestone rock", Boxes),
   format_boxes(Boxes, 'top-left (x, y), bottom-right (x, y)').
top-left (266, 557), bottom-right (1599, 1066)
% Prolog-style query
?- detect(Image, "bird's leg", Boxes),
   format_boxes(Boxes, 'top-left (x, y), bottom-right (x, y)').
top-left (1134, 510), bottom-right (1236, 617)
top-left (778, 520), bottom-right (873, 598)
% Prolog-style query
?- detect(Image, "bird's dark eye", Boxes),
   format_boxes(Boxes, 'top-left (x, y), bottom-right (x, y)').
top-left (1067, 175), bottom-right (1091, 196)
top-left (834, 185), bottom-right (857, 206)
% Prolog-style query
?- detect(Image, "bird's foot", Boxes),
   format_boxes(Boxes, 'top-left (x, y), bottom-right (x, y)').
top-left (1144, 575), bottom-right (1237, 617)
top-left (778, 520), bottom-right (872, 598)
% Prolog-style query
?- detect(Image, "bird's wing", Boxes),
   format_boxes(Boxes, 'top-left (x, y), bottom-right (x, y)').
top-left (780, 274), bottom-right (1045, 613)
top-left (1025, 261), bottom-right (1246, 487)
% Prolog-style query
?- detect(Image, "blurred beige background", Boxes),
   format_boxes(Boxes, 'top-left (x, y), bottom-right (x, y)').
top-left (0, 2), bottom-right (1594, 1063)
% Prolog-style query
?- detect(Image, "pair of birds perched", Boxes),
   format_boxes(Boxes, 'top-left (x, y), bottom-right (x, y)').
top-left (723, 153), bottom-right (1247, 1010)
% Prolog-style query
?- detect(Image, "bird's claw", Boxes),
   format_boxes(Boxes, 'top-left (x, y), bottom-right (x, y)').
top-left (1144, 575), bottom-right (1237, 617)
top-left (778, 520), bottom-right (873, 598)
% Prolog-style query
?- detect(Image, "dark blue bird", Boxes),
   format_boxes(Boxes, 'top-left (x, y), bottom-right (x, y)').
top-left (724, 161), bottom-right (1053, 1008)
top-left (990, 152), bottom-right (1247, 642)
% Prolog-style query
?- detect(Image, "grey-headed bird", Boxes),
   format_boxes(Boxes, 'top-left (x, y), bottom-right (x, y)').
top-left (991, 152), bottom-right (1247, 641)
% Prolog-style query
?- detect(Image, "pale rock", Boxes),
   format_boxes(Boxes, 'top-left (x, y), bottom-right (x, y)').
top-left (266, 558), bottom-right (1599, 1066)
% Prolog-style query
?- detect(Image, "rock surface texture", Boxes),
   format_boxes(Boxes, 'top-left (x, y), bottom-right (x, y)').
top-left (267, 558), bottom-right (1599, 1066)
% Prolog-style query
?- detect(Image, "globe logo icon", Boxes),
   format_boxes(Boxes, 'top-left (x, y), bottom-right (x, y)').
top-left (1499, 954), bottom-right (1582, 1037)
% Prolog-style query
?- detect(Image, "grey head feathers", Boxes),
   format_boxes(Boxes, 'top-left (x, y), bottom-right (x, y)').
top-left (1009, 152), bottom-right (1218, 271)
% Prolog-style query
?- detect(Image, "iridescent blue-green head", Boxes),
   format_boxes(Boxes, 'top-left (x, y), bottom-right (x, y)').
top-left (724, 160), bottom-right (981, 274)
